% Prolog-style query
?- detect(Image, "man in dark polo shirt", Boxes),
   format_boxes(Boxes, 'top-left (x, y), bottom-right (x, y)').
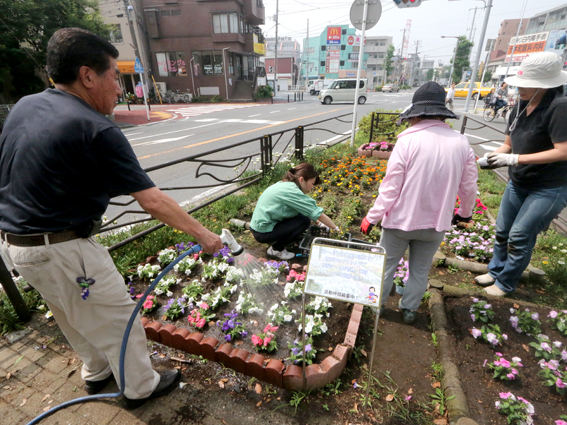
top-left (0, 28), bottom-right (222, 409)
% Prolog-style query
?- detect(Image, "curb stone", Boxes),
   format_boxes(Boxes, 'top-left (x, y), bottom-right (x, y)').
top-left (428, 288), bottom-right (474, 425)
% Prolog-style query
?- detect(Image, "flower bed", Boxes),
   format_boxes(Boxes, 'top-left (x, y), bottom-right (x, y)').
top-left (446, 296), bottom-right (567, 424)
top-left (357, 141), bottom-right (394, 159)
top-left (127, 245), bottom-right (360, 389)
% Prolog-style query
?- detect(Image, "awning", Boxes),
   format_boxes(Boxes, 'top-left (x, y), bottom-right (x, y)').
top-left (117, 61), bottom-right (135, 74)
top-left (492, 65), bottom-right (520, 77)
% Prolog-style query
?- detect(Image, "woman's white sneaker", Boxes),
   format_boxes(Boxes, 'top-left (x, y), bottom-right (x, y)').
top-left (483, 284), bottom-right (507, 297)
top-left (474, 273), bottom-right (495, 287)
top-left (267, 246), bottom-right (295, 260)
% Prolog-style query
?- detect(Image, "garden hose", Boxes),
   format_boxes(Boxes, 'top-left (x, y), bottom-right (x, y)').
top-left (27, 243), bottom-right (202, 425)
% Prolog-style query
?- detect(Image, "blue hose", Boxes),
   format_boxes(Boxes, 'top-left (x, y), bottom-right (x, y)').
top-left (27, 244), bottom-right (202, 425)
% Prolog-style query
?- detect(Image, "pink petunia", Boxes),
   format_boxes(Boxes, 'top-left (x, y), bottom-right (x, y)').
top-left (196, 318), bottom-right (206, 328)
top-left (263, 336), bottom-right (271, 347)
top-left (499, 392), bottom-right (512, 399)
top-left (557, 378), bottom-right (566, 389)
top-left (199, 302), bottom-right (209, 310)
top-left (143, 300), bottom-right (153, 309)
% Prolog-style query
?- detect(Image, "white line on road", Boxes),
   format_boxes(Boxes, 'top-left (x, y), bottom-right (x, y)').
top-left (248, 114), bottom-right (261, 117)
top-left (132, 134), bottom-right (194, 147)
top-left (270, 111), bottom-right (280, 113)
top-left (464, 133), bottom-right (490, 141)
top-left (193, 118), bottom-right (219, 122)
top-left (127, 123), bottom-right (217, 141)
top-left (288, 108), bottom-right (296, 110)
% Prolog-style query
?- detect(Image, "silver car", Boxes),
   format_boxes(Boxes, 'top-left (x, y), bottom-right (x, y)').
top-left (382, 84), bottom-right (399, 93)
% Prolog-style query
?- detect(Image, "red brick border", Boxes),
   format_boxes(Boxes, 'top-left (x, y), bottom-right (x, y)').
top-left (140, 302), bottom-right (364, 391)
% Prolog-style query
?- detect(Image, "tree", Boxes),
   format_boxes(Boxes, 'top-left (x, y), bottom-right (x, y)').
top-left (0, 0), bottom-right (110, 102)
top-left (426, 69), bottom-right (434, 81)
top-left (450, 36), bottom-right (473, 84)
top-left (384, 44), bottom-right (395, 78)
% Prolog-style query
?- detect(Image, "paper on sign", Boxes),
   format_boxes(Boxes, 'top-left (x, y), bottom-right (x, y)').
top-left (304, 243), bottom-right (385, 308)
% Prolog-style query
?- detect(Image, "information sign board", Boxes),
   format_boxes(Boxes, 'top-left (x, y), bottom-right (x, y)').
top-left (304, 241), bottom-right (385, 308)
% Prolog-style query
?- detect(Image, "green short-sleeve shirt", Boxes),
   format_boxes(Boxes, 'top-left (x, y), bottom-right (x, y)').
top-left (250, 181), bottom-right (324, 233)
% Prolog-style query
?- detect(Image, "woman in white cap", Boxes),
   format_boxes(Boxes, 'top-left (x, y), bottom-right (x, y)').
top-left (360, 81), bottom-right (478, 323)
top-left (476, 52), bottom-right (567, 296)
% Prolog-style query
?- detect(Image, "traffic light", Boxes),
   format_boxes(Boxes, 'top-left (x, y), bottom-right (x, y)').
top-left (393, 0), bottom-right (422, 8)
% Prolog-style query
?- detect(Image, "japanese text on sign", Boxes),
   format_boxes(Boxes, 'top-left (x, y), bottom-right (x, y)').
top-left (304, 243), bottom-right (385, 308)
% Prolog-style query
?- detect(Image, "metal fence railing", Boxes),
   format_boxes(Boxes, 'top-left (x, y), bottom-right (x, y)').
top-left (2, 112), bottom-right (355, 320)
top-left (0, 104), bottom-right (15, 128)
top-left (367, 112), bottom-right (401, 144)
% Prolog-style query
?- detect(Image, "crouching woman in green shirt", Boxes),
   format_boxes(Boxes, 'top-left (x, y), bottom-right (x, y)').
top-left (250, 163), bottom-right (338, 260)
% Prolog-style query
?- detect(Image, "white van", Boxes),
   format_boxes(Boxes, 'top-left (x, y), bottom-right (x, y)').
top-left (319, 79), bottom-right (367, 105)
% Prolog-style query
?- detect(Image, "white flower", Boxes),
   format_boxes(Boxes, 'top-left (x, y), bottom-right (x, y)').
top-left (45, 311), bottom-right (53, 319)
top-left (166, 291), bottom-right (173, 297)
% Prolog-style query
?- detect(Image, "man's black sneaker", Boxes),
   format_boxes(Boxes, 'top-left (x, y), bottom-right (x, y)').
top-left (85, 375), bottom-right (114, 395)
top-left (122, 369), bottom-right (181, 410)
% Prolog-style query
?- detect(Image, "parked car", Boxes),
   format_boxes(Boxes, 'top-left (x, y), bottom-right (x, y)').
top-left (382, 84), bottom-right (399, 93)
top-left (319, 79), bottom-right (367, 105)
top-left (447, 82), bottom-right (492, 100)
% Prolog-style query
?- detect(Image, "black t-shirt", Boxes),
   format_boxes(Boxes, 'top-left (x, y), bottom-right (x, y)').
top-left (505, 89), bottom-right (567, 189)
top-left (0, 89), bottom-right (155, 234)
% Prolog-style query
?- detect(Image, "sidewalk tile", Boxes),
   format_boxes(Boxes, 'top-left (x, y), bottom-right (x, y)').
top-left (2, 380), bottom-right (34, 405)
top-left (18, 387), bottom-right (55, 418)
top-left (26, 370), bottom-right (65, 395)
top-left (40, 408), bottom-right (96, 425)
top-left (18, 342), bottom-right (50, 363)
top-left (0, 347), bottom-right (18, 366)
top-left (76, 400), bottom-right (122, 425)
top-left (0, 404), bottom-right (30, 425)
top-left (108, 409), bottom-right (146, 425)
top-left (49, 381), bottom-right (87, 413)
top-left (39, 351), bottom-right (74, 375)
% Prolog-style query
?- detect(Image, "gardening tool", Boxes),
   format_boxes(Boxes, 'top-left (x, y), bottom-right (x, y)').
top-left (28, 229), bottom-right (243, 425)
top-left (229, 218), bottom-right (250, 230)
top-left (456, 221), bottom-right (474, 229)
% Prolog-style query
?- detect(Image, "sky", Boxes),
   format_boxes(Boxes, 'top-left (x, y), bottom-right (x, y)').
top-left (262, 0), bottom-right (567, 65)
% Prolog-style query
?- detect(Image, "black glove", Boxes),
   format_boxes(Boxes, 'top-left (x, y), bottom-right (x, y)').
top-left (452, 214), bottom-right (472, 226)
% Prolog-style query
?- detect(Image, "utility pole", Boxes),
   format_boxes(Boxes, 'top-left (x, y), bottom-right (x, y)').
top-left (274, 0), bottom-right (279, 95)
top-left (413, 40), bottom-right (421, 86)
top-left (306, 19), bottom-right (309, 87)
top-left (469, 7), bottom-right (478, 40)
top-left (504, 0), bottom-right (528, 79)
top-left (124, 0), bottom-right (150, 121)
top-left (464, 0), bottom-right (493, 113)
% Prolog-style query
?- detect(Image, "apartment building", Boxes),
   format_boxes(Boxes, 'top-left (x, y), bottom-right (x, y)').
top-left (364, 36), bottom-right (393, 89)
top-left (301, 26), bottom-right (369, 84)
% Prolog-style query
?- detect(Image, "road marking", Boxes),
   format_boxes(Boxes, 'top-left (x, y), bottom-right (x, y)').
top-left (137, 106), bottom-right (353, 160)
top-left (248, 114), bottom-right (261, 117)
top-left (288, 108), bottom-right (296, 110)
top-left (128, 123), bottom-right (217, 141)
top-left (464, 133), bottom-right (490, 141)
top-left (132, 134), bottom-right (194, 147)
top-left (193, 118), bottom-right (219, 122)
top-left (270, 111), bottom-right (280, 113)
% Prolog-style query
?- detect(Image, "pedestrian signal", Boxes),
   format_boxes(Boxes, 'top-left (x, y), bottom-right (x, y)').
top-left (393, 0), bottom-right (422, 7)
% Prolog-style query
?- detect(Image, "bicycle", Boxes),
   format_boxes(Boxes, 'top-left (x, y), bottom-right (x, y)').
top-left (483, 95), bottom-right (515, 123)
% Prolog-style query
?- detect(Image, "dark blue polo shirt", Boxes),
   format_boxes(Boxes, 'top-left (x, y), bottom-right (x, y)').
top-left (0, 89), bottom-right (155, 234)
top-left (506, 89), bottom-right (567, 189)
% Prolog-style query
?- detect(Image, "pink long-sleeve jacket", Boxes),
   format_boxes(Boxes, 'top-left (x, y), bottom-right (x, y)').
top-left (366, 119), bottom-right (478, 232)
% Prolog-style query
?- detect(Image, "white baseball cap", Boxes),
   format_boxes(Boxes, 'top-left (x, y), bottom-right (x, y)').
top-left (505, 52), bottom-right (567, 89)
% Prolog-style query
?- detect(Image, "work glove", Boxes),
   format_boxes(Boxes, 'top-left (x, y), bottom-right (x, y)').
top-left (486, 152), bottom-right (519, 168)
top-left (477, 153), bottom-right (491, 170)
top-left (360, 217), bottom-right (374, 235)
top-left (452, 214), bottom-right (473, 226)
top-left (317, 222), bottom-right (330, 232)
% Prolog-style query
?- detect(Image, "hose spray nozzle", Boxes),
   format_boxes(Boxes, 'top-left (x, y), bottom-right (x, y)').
top-left (220, 229), bottom-right (243, 256)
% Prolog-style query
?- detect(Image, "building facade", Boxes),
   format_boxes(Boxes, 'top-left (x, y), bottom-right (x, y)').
top-left (265, 37), bottom-right (301, 64)
top-left (365, 36), bottom-right (394, 89)
top-left (301, 26), bottom-right (369, 84)
top-left (132, 0), bottom-right (265, 99)
top-left (264, 57), bottom-right (297, 90)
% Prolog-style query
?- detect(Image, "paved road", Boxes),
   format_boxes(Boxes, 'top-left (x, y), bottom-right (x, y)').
top-left (104, 91), bottom-right (510, 227)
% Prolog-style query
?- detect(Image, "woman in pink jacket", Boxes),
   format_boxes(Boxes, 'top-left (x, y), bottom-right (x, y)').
top-left (361, 82), bottom-right (478, 324)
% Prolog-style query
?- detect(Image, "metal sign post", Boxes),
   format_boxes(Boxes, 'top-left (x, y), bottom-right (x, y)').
top-left (349, 0), bottom-right (382, 147)
top-left (302, 237), bottom-right (386, 417)
top-left (135, 57), bottom-right (150, 122)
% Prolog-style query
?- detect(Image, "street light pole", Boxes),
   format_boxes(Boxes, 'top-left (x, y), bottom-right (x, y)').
top-left (223, 47), bottom-right (230, 100)
top-left (442, 36), bottom-right (460, 88)
top-left (464, 0), bottom-right (493, 113)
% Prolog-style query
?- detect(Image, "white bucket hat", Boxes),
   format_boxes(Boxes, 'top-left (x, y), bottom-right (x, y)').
top-left (504, 52), bottom-right (567, 88)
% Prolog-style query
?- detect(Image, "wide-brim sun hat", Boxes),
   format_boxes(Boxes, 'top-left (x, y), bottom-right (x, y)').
top-left (398, 81), bottom-right (458, 121)
top-left (505, 51), bottom-right (567, 89)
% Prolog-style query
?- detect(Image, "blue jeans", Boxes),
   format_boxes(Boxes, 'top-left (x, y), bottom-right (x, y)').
top-left (488, 181), bottom-right (567, 292)
top-left (495, 99), bottom-right (506, 111)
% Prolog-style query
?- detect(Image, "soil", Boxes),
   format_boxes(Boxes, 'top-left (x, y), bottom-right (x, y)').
top-left (445, 296), bottom-right (567, 424)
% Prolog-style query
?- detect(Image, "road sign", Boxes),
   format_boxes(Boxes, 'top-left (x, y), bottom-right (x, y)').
top-left (134, 57), bottom-right (144, 73)
top-left (350, 0), bottom-right (382, 31)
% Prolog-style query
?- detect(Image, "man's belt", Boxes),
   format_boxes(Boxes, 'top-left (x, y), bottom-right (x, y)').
top-left (0, 230), bottom-right (82, 247)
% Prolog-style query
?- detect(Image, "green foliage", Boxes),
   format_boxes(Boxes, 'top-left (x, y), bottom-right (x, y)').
top-left (321, 379), bottom-right (342, 396)
top-left (0, 0), bottom-right (110, 101)
top-left (356, 109), bottom-right (409, 147)
top-left (191, 96), bottom-right (205, 103)
top-left (428, 388), bottom-right (455, 416)
top-left (289, 390), bottom-right (310, 413)
top-left (384, 44), bottom-right (395, 77)
top-left (374, 85), bottom-right (382, 92)
top-left (211, 95), bottom-right (223, 103)
top-left (256, 85), bottom-right (273, 99)
top-left (0, 281), bottom-right (44, 335)
top-left (451, 36), bottom-right (473, 84)
top-left (426, 69), bottom-right (434, 81)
